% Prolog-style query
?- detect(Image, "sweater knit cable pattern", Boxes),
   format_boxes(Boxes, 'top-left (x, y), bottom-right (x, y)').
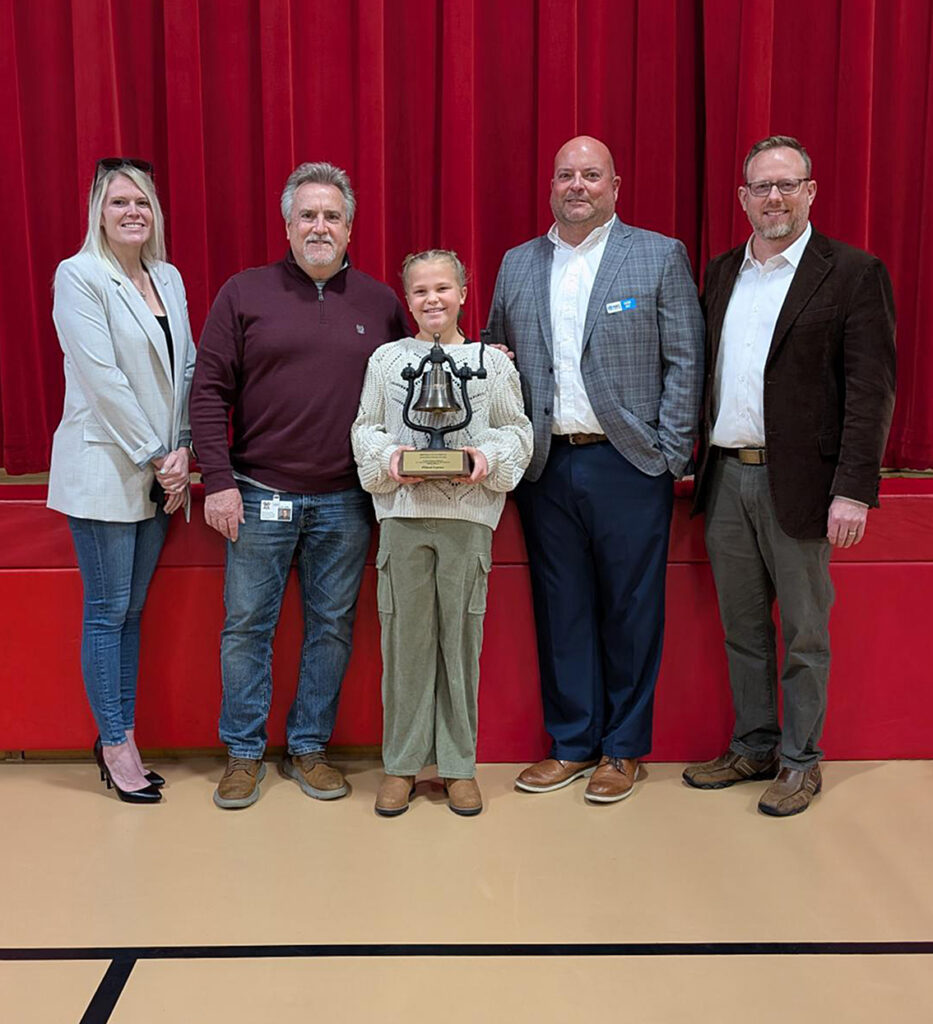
top-left (351, 339), bottom-right (533, 529)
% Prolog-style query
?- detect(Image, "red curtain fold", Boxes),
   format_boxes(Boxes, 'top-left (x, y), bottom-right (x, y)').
top-left (702, 0), bottom-right (933, 467)
top-left (1, 0), bottom-right (929, 472)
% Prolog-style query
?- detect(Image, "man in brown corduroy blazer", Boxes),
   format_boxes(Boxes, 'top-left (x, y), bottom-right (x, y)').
top-left (685, 135), bottom-right (896, 817)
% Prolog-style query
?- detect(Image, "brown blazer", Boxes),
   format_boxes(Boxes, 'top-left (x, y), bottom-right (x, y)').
top-left (692, 230), bottom-right (896, 540)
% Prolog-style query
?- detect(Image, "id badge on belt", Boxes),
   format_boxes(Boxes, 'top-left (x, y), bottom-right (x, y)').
top-left (260, 493), bottom-right (293, 522)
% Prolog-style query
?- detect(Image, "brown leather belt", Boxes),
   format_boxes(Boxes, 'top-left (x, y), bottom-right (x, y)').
top-left (717, 446), bottom-right (767, 465)
top-left (553, 433), bottom-right (608, 446)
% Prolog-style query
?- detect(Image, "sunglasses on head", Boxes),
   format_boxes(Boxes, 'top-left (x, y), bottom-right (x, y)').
top-left (94, 157), bottom-right (154, 185)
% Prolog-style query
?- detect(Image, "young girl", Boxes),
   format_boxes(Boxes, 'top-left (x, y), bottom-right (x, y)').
top-left (351, 250), bottom-right (532, 816)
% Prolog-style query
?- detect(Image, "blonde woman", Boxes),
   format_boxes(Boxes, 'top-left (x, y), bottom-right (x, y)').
top-left (49, 158), bottom-right (196, 802)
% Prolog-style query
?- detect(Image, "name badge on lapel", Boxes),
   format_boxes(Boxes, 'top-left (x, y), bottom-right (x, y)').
top-left (606, 298), bottom-right (638, 314)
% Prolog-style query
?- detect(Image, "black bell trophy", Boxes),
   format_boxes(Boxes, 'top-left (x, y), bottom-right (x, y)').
top-left (398, 332), bottom-right (487, 477)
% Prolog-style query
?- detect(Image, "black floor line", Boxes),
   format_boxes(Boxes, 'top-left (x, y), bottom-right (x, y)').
top-left (13, 943), bottom-right (933, 1024)
top-left (79, 957), bottom-right (135, 1024)
top-left (3, 940), bottom-right (933, 961)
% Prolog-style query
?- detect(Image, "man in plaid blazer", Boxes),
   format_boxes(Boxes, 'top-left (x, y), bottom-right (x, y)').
top-left (486, 136), bottom-right (704, 803)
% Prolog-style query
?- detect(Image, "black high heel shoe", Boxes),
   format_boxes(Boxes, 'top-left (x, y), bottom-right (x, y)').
top-left (94, 736), bottom-right (164, 787)
top-left (93, 739), bottom-right (162, 804)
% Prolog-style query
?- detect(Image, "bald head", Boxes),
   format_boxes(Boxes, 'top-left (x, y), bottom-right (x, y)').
top-left (550, 135), bottom-right (620, 245)
top-left (553, 136), bottom-right (616, 177)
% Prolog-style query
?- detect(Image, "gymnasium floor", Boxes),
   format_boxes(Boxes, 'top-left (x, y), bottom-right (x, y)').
top-left (1, 758), bottom-right (931, 1023)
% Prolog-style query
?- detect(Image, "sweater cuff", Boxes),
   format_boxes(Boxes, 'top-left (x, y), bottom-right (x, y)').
top-left (146, 445), bottom-right (169, 466)
top-left (477, 445), bottom-right (498, 484)
top-left (379, 444), bottom-right (396, 479)
top-left (202, 469), bottom-right (238, 495)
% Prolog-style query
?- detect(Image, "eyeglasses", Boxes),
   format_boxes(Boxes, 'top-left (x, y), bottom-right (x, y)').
top-left (744, 177), bottom-right (810, 198)
top-left (94, 157), bottom-right (154, 185)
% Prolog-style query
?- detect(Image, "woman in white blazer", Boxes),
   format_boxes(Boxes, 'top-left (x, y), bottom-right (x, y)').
top-left (48, 158), bottom-right (196, 803)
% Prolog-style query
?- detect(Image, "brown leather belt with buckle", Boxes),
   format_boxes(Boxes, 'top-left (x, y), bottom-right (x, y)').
top-left (553, 433), bottom-right (608, 446)
top-left (717, 446), bottom-right (767, 465)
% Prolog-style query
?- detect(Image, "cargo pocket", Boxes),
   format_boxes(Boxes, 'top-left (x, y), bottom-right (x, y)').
top-left (375, 549), bottom-right (394, 614)
top-left (467, 552), bottom-right (492, 615)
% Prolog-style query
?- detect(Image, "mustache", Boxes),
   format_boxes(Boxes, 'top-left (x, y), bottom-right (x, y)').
top-left (305, 234), bottom-right (334, 246)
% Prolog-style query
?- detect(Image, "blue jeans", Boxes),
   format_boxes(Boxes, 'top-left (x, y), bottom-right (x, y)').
top-left (67, 511), bottom-right (170, 747)
top-left (219, 484), bottom-right (372, 758)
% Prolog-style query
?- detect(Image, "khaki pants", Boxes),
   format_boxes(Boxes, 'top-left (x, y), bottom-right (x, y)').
top-left (376, 518), bottom-right (492, 778)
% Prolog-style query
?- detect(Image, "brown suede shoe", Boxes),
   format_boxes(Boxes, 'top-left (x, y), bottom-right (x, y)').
top-left (444, 778), bottom-right (483, 816)
top-left (515, 758), bottom-right (599, 793)
top-left (213, 756), bottom-right (266, 809)
top-left (280, 752), bottom-right (348, 800)
top-left (758, 764), bottom-right (822, 817)
top-left (584, 756), bottom-right (641, 803)
top-left (682, 750), bottom-right (779, 790)
top-left (375, 774), bottom-right (416, 817)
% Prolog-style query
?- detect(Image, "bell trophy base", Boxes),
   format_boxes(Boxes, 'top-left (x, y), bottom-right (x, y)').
top-left (399, 448), bottom-right (471, 478)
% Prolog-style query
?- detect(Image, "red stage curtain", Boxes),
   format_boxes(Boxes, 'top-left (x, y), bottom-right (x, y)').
top-left (702, 0), bottom-right (933, 468)
top-left (1, 0), bottom-right (929, 472)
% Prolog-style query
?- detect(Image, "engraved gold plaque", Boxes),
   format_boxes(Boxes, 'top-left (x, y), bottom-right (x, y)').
top-left (399, 449), bottom-right (470, 477)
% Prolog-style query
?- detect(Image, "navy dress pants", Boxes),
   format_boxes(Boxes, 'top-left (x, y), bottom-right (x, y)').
top-left (515, 441), bottom-right (673, 760)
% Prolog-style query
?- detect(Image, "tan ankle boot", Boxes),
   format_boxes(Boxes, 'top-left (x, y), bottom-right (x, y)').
top-left (375, 775), bottom-right (415, 817)
top-left (444, 777), bottom-right (482, 816)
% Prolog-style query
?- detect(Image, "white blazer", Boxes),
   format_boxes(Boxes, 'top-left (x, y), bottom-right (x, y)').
top-left (47, 251), bottom-right (196, 522)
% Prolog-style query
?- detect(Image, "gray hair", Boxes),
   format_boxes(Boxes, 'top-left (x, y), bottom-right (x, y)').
top-left (280, 162), bottom-right (356, 224)
top-left (743, 135), bottom-right (812, 181)
top-left (80, 165), bottom-right (166, 267)
top-left (401, 249), bottom-right (469, 293)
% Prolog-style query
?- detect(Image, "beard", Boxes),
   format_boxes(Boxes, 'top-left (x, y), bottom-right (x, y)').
top-left (302, 235), bottom-right (336, 266)
top-left (751, 205), bottom-right (805, 242)
top-left (759, 220), bottom-right (793, 240)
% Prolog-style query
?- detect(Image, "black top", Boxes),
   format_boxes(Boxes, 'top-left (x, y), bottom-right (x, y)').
top-left (156, 314), bottom-right (174, 377)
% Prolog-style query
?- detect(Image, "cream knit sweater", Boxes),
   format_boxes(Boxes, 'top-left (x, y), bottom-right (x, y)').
top-left (351, 338), bottom-right (533, 529)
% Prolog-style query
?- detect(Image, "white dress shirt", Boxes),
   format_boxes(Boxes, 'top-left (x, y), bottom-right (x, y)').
top-left (548, 215), bottom-right (616, 434)
top-left (711, 222), bottom-right (812, 448)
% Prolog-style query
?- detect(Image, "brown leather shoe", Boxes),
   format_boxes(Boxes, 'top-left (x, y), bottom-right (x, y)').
top-left (584, 756), bottom-right (641, 803)
top-left (758, 764), bottom-right (822, 817)
top-left (515, 758), bottom-right (599, 793)
top-left (375, 774), bottom-right (415, 817)
top-left (445, 777), bottom-right (483, 816)
top-left (213, 756), bottom-right (266, 809)
top-left (682, 750), bottom-right (779, 790)
top-left (280, 752), bottom-right (348, 800)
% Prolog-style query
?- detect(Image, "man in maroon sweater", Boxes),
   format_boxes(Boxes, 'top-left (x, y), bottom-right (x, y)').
top-left (190, 162), bottom-right (408, 809)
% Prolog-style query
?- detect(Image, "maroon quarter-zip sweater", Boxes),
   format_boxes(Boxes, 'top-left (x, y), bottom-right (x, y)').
top-left (191, 252), bottom-right (409, 495)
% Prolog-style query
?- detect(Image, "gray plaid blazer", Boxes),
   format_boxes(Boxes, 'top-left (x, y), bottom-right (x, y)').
top-left (486, 219), bottom-right (704, 482)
